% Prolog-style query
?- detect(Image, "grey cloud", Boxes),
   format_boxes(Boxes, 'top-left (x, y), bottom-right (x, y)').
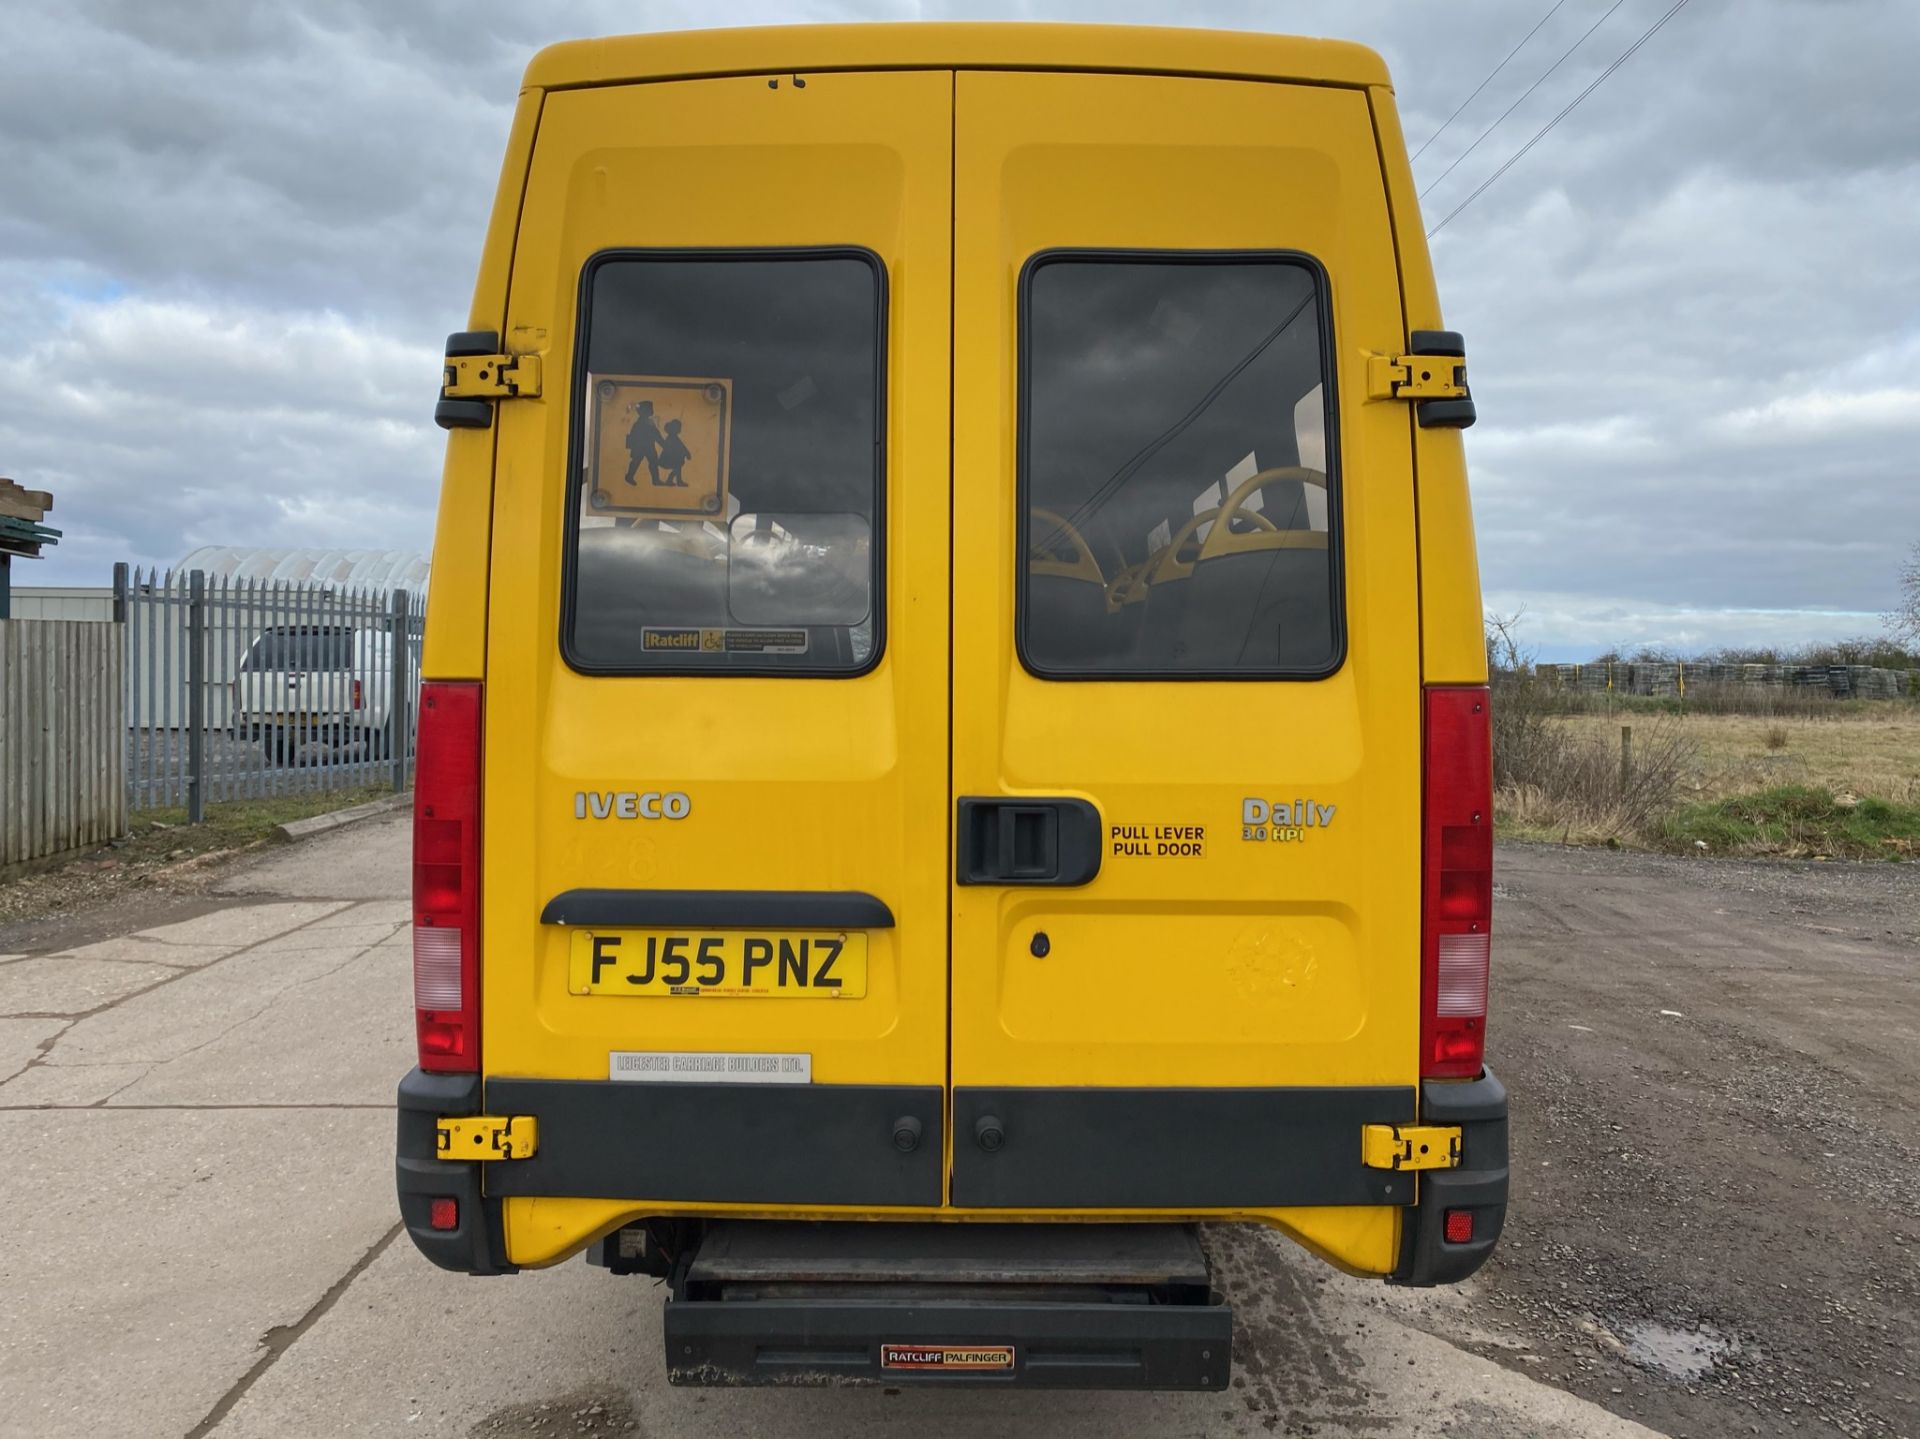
top-left (1, 0), bottom-right (1915, 661)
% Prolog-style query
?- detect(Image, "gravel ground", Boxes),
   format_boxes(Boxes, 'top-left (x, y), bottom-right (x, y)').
top-left (5, 832), bottom-right (1912, 1436)
top-left (1445, 844), bottom-right (1920, 1439)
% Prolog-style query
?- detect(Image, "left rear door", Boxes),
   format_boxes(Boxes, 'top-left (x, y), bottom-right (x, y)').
top-left (480, 71), bottom-right (954, 1205)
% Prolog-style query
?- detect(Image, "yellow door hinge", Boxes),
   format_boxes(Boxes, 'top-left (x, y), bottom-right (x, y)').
top-left (1361, 1122), bottom-right (1461, 1172)
top-left (436, 1114), bottom-right (539, 1161)
top-left (441, 352), bottom-right (542, 401)
top-left (1366, 353), bottom-right (1467, 403)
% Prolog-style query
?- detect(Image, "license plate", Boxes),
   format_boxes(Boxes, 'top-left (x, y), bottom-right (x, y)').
top-left (568, 929), bottom-right (867, 999)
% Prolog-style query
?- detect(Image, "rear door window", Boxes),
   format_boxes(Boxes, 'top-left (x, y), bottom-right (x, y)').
top-left (243, 628), bottom-right (354, 672)
top-left (565, 251), bottom-right (884, 674)
top-left (1019, 253), bottom-right (1339, 677)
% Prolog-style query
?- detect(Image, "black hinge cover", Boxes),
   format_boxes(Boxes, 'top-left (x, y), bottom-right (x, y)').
top-left (1409, 330), bottom-right (1465, 357)
top-left (1408, 330), bottom-right (1476, 429)
top-left (436, 330), bottom-right (502, 431)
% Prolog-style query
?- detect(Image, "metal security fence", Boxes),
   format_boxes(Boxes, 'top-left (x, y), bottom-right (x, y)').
top-left (116, 565), bottom-right (422, 817)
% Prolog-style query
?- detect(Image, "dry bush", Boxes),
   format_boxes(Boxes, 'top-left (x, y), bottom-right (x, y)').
top-left (1764, 724), bottom-right (1790, 751)
top-left (1672, 681), bottom-right (1874, 719)
top-left (1491, 675), bottom-right (1697, 840)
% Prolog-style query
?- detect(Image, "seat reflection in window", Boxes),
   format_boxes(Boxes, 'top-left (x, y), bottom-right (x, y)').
top-left (568, 253), bottom-right (883, 674)
top-left (1021, 256), bottom-right (1337, 677)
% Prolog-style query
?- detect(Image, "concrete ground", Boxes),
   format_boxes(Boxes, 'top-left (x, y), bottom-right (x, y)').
top-left (1, 815), bottom-right (1911, 1438)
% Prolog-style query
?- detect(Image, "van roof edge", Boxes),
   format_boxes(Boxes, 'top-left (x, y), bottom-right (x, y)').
top-left (522, 23), bottom-right (1391, 94)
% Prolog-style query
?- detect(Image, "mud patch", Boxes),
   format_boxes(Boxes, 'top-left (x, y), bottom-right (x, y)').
top-left (1203, 1224), bottom-right (1386, 1433)
top-left (471, 1387), bottom-right (640, 1436)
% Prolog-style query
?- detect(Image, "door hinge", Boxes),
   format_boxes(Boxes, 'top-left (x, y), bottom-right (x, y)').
top-left (1364, 330), bottom-right (1476, 429)
top-left (442, 352), bottom-right (542, 401)
top-left (1360, 1122), bottom-right (1461, 1172)
top-left (1366, 353), bottom-right (1466, 402)
top-left (436, 1114), bottom-right (539, 1161)
top-left (435, 329), bottom-right (542, 430)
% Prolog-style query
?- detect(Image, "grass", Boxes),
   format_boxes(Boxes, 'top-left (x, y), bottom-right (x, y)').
top-left (0, 785), bottom-right (399, 924)
top-left (130, 785), bottom-right (397, 863)
top-left (1550, 707), bottom-right (1920, 807)
top-left (1660, 786), bottom-right (1920, 861)
top-left (1493, 683), bottom-right (1920, 861)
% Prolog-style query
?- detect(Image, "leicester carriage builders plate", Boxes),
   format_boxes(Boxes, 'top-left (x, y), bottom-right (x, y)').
top-left (588, 374), bottom-right (733, 519)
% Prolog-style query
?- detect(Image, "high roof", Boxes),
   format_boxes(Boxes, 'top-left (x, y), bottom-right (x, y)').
top-left (174, 547), bottom-right (429, 591)
top-left (523, 23), bottom-right (1391, 94)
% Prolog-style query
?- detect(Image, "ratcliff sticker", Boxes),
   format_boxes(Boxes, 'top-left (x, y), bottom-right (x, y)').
top-left (880, 1344), bottom-right (1016, 1372)
top-left (641, 627), bottom-right (808, 656)
top-left (1109, 823), bottom-right (1207, 858)
top-left (588, 374), bottom-right (732, 519)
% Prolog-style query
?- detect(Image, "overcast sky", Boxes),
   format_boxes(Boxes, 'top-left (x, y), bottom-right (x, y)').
top-left (2, 0), bottom-right (1915, 659)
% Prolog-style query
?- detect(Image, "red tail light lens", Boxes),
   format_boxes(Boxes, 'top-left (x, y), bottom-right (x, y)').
top-left (352, 677), bottom-right (365, 710)
top-left (1422, 686), bottom-right (1492, 1078)
top-left (413, 682), bottom-right (482, 1072)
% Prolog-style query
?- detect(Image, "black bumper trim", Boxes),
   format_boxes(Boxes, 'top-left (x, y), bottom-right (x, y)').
top-left (538, 888), bottom-right (895, 929)
top-left (950, 1086), bottom-right (1417, 1209)
top-left (665, 1296), bottom-right (1231, 1389)
top-left (484, 1078), bottom-right (945, 1206)
top-left (395, 1067), bottom-right (517, 1275)
top-left (1388, 1066), bottom-right (1509, 1286)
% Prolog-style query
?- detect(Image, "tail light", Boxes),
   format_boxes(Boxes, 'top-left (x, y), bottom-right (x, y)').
top-left (1421, 686), bottom-right (1492, 1079)
top-left (413, 682), bottom-right (482, 1072)
top-left (352, 677), bottom-right (365, 710)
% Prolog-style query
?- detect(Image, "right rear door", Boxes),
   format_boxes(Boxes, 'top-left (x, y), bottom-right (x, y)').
top-left (948, 70), bottom-right (1424, 1210)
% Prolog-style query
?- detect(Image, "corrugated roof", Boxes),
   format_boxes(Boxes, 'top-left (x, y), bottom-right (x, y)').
top-left (173, 547), bottom-right (430, 591)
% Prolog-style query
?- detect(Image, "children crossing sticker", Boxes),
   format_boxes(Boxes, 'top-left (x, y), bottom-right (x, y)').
top-left (588, 374), bottom-right (732, 519)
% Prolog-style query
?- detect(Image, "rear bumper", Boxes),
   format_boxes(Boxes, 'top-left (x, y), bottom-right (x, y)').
top-left (394, 1066), bottom-right (1508, 1285)
top-left (1389, 1066), bottom-right (1509, 1286)
top-left (396, 1068), bottom-right (517, 1275)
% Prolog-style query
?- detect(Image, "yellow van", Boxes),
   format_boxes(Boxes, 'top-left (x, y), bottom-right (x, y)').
top-left (398, 23), bottom-right (1502, 1390)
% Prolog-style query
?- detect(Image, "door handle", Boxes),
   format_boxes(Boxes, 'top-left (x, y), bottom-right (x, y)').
top-left (956, 797), bottom-right (1102, 887)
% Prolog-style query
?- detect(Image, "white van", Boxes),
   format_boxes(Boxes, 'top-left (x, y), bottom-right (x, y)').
top-left (233, 624), bottom-right (407, 764)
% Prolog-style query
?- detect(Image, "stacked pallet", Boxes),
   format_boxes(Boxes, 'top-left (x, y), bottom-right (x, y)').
top-left (0, 477), bottom-right (59, 557)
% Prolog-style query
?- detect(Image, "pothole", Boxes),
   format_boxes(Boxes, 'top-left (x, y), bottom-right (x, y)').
top-left (1624, 1320), bottom-right (1738, 1380)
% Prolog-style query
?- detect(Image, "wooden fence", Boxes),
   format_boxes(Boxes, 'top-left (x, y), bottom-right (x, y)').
top-left (1, 618), bottom-right (127, 868)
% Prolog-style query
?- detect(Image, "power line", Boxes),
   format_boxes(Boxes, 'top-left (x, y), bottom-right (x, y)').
top-left (1049, 291), bottom-right (1317, 545)
top-left (1412, 0), bottom-right (1571, 162)
top-left (1428, 0), bottom-right (1693, 237)
top-left (1418, 0), bottom-right (1629, 201)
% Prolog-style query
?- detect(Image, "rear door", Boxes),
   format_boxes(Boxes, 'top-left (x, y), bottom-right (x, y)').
top-left (239, 626), bottom-right (355, 724)
top-left (948, 71), bottom-right (1423, 1207)
top-left (482, 71), bottom-right (953, 1202)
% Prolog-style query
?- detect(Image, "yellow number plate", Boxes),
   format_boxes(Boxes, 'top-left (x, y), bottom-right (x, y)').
top-left (567, 930), bottom-right (867, 999)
